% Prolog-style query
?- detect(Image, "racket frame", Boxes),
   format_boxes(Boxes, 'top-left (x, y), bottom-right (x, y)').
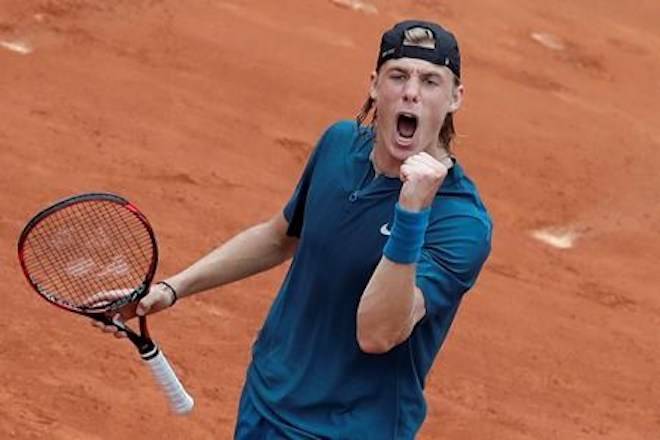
top-left (17, 192), bottom-right (194, 414)
top-left (17, 192), bottom-right (159, 318)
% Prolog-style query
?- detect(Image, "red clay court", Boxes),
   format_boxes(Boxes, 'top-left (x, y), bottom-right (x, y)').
top-left (1, 1), bottom-right (659, 438)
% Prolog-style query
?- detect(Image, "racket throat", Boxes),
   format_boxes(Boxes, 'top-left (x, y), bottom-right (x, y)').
top-left (135, 316), bottom-right (158, 358)
top-left (94, 314), bottom-right (157, 358)
top-left (115, 323), bottom-right (157, 357)
top-left (130, 317), bottom-right (158, 358)
top-left (138, 340), bottom-right (160, 360)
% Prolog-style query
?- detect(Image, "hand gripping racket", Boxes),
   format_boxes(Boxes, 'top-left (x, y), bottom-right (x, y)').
top-left (17, 192), bottom-right (194, 414)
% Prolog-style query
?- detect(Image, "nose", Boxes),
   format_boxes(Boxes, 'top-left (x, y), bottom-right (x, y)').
top-left (402, 78), bottom-right (421, 103)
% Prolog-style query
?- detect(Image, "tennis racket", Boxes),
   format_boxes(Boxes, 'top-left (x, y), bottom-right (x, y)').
top-left (17, 192), bottom-right (194, 415)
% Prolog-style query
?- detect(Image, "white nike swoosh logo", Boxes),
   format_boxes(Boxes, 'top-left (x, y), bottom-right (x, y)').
top-left (380, 223), bottom-right (391, 236)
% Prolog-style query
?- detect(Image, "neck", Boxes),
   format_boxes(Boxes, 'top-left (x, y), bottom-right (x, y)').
top-left (370, 148), bottom-right (398, 178)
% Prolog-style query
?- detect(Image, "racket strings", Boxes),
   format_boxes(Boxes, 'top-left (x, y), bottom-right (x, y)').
top-left (21, 200), bottom-right (155, 310)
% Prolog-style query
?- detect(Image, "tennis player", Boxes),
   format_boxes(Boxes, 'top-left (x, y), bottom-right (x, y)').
top-left (97, 19), bottom-right (492, 439)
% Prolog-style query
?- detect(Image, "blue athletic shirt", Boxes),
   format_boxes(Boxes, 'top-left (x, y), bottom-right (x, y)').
top-left (246, 120), bottom-right (492, 439)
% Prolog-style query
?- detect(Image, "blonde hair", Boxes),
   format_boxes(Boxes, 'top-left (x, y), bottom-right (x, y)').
top-left (403, 27), bottom-right (436, 49)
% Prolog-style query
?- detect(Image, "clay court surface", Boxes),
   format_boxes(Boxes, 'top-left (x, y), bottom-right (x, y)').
top-left (1, 0), bottom-right (659, 438)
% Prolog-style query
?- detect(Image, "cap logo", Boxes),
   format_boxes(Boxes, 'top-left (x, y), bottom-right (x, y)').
top-left (381, 48), bottom-right (396, 57)
top-left (402, 27), bottom-right (436, 49)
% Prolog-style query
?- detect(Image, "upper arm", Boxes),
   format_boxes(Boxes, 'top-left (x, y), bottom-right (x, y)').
top-left (401, 287), bottom-right (427, 340)
top-left (412, 287), bottom-right (427, 325)
top-left (416, 215), bottom-right (492, 317)
top-left (269, 210), bottom-right (291, 237)
top-left (267, 211), bottom-right (298, 258)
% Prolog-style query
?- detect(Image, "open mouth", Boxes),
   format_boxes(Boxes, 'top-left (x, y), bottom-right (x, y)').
top-left (396, 112), bottom-right (418, 139)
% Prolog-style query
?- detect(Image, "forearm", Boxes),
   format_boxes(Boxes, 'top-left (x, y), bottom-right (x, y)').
top-left (167, 214), bottom-right (296, 298)
top-left (356, 258), bottom-right (425, 353)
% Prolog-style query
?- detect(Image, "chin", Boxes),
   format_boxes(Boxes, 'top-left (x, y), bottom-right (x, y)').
top-left (390, 148), bottom-right (415, 162)
top-left (388, 138), bottom-right (419, 161)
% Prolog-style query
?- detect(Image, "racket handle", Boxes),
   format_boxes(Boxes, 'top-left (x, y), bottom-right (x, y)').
top-left (142, 347), bottom-right (195, 415)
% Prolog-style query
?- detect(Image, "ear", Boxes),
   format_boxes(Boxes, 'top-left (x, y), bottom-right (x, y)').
top-left (448, 83), bottom-right (465, 113)
top-left (368, 71), bottom-right (378, 100)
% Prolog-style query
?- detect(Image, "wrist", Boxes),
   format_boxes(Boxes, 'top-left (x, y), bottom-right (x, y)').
top-left (397, 199), bottom-right (427, 213)
top-left (156, 280), bottom-right (178, 306)
top-left (382, 203), bottom-right (431, 264)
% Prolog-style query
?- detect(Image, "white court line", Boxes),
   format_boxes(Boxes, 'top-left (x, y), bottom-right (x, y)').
top-left (530, 32), bottom-right (565, 51)
top-left (531, 227), bottom-right (579, 249)
top-left (0, 40), bottom-right (33, 54)
top-left (329, 0), bottom-right (378, 14)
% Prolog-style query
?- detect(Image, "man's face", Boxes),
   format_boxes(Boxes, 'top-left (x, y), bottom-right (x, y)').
top-left (370, 57), bottom-right (463, 162)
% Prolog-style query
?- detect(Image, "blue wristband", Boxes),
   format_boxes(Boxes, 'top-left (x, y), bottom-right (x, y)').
top-left (383, 203), bottom-right (431, 264)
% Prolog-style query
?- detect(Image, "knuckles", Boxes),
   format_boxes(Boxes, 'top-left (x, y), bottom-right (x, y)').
top-left (403, 154), bottom-right (449, 180)
top-left (402, 165), bottom-right (447, 182)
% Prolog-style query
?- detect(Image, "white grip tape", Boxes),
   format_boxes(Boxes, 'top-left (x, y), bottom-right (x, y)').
top-left (144, 349), bottom-right (194, 415)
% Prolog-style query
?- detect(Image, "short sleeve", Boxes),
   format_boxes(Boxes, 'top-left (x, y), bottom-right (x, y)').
top-left (415, 215), bottom-right (492, 317)
top-left (282, 129), bottom-right (331, 237)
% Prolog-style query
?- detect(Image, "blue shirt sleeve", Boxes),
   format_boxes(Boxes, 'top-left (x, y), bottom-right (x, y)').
top-left (282, 121), bottom-right (357, 237)
top-left (416, 215), bottom-right (492, 317)
top-left (282, 128), bottom-right (330, 237)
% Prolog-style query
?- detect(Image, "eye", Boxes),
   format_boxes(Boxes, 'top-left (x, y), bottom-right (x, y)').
top-left (389, 72), bottom-right (406, 81)
top-left (423, 77), bottom-right (440, 86)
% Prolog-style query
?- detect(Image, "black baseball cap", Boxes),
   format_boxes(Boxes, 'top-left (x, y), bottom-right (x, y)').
top-left (376, 20), bottom-right (461, 78)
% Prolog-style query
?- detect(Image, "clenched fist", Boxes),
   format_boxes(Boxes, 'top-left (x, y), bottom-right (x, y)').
top-left (398, 152), bottom-right (450, 212)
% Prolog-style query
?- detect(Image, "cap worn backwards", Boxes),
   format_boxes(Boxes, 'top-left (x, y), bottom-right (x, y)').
top-left (376, 20), bottom-right (461, 78)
